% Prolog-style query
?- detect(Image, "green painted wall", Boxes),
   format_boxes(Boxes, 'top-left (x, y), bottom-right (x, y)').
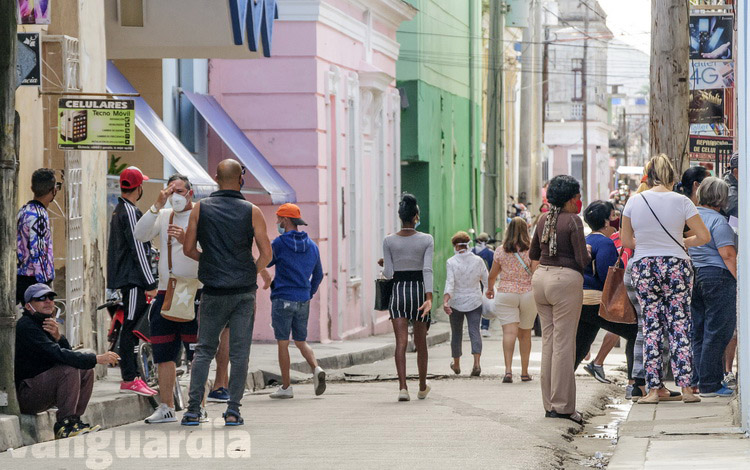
top-left (396, 0), bottom-right (483, 302)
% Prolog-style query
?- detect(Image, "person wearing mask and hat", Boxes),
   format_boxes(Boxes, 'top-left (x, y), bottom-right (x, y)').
top-left (16, 168), bottom-right (60, 304)
top-left (259, 203), bottom-right (325, 399)
top-left (108, 166), bottom-right (159, 397)
top-left (472, 232), bottom-right (495, 337)
top-left (15, 284), bottom-right (120, 439)
top-left (724, 154), bottom-right (739, 218)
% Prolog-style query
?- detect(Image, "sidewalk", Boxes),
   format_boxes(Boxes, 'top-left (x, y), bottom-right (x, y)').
top-left (0, 322), bottom-right (450, 451)
top-left (608, 395), bottom-right (750, 469)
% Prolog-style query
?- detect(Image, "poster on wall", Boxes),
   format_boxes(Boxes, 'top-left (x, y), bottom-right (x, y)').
top-left (57, 99), bottom-right (135, 151)
top-left (689, 88), bottom-right (725, 124)
top-left (689, 60), bottom-right (734, 89)
top-left (16, 33), bottom-right (40, 86)
top-left (689, 135), bottom-right (733, 162)
top-left (689, 15), bottom-right (733, 60)
top-left (17, 0), bottom-right (50, 25)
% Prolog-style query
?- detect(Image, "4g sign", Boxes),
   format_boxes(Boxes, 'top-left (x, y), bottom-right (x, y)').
top-left (689, 60), bottom-right (734, 90)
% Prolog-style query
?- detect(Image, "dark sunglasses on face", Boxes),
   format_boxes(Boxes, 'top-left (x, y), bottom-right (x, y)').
top-left (33, 294), bottom-right (56, 302)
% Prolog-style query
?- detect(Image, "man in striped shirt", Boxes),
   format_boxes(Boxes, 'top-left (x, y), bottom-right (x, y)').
top-left (107, 167), bottom-right (158, 397)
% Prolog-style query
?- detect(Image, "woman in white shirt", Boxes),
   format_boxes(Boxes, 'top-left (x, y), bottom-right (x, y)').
top-left (621, 154), bottom-right (711, 405)
top-left (443, 231), bottom-right (489, 377)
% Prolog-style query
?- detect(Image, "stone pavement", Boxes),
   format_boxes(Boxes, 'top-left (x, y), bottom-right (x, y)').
top-left (0, 322), bottom-right (450, 451)
top-left (608, 392), bottom-right (750, 469)
top-left (0, 327), bottom-right (619, 470)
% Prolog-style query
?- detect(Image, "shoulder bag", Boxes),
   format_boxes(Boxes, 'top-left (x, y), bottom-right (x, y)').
top-left (374, 278), bottom-right (393, 311)
top-left (598, 248), bottom-right (636, 324)
top-left (160, 212), bottom-right (201, 322)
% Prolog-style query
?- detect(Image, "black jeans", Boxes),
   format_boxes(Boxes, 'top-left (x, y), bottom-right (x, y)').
top-left (691, 266), bottom-right (737, 393)
top-left (118, 286), bottom-right (149, 382)
top-left (575, 304), bottom-right (638, 379)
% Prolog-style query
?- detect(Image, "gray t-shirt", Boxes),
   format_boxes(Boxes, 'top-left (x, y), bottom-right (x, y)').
top-left (623, 190), bottom-right (698, 262)
top-left (383, 232), bottom-right (434, 292)
top-left (688, 207), bottom-right (736, 270)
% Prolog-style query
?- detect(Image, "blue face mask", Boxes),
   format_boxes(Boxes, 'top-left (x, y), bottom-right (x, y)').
top-left (277, 224), bottom-right (285, 235)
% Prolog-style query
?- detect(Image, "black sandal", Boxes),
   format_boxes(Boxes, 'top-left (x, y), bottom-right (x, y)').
top-left (521, 374), bottom-right (532, 382)
top-left (502, 372), bottom-right (513, 383)
top-left (548, 411), bottom-right (584, 425)
top-left (222, 409), bottom-right (244, 426)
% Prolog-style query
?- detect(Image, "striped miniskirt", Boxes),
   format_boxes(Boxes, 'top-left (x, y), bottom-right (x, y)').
top-left (389, 271), bottom-right (430, 323)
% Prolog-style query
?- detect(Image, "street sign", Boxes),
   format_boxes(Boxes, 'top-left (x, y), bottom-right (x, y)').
top-left (689, 135), bottom-right (733, 162)
top-left (57, 99), bottom-right (135, 151)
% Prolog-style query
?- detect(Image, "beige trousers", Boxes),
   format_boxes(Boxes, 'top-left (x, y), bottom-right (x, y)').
top-left (532, 266), bottom-right (583, 415)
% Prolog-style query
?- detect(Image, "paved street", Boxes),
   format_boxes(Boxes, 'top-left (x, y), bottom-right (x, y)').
top-left (0, 329), bottom-right (627, 469)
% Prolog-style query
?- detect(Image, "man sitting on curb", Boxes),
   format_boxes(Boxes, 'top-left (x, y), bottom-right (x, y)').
top-left (260, 203), bottom-right (326, 399)
top-left (15, 284), bottom-right (120, 439)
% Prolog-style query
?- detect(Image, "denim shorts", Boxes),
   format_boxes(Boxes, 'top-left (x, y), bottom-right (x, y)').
top-left (271, 299), bottom-right (310, 341)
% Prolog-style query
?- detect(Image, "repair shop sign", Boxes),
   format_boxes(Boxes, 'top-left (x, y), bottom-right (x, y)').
top-left (689, 135), bottom-right (733, 162)
top-left (57, 99), bottom-right (135, 151)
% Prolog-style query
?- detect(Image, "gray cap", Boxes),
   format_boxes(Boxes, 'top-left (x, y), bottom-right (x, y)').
top-left (24, 283), bottom-right (57, 304)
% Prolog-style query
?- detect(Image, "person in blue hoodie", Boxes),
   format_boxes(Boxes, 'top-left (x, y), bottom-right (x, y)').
top-left (260, 203), bottom-right (325, 399)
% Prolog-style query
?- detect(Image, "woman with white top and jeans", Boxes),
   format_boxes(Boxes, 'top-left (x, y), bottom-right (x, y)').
top-left (621, 154), bottom-right (711, 404)
top-left (382, 194), bottom-right (434, 402)
top-left (486, 217), bottom-right (536, 383)
top-left (444, 231), bottom-right (488, 377)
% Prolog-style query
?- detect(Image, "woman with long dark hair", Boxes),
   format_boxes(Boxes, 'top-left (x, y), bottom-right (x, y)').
top-left (529, 175), bottom-right (590, 425)
top-left (382, 194), bottom-right (434, 402)
top-left (676, 165), bottom-right (709, 204)
top-left (486, 217), bottom-right (536, 383)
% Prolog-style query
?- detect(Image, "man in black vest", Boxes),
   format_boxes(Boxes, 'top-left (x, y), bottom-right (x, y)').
top-left (182, 159), bottom-right (272, 426)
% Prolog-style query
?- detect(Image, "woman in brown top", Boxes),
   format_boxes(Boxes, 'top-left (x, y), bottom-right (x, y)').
top-left (529, 175), bottom-right (591, 425)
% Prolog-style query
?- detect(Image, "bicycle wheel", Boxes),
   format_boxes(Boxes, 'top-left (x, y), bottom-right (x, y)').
top-left (137, 342), bottom-right (159, 408)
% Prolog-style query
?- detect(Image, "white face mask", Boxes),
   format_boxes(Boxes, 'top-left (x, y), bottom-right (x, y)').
top-left (170, 193), bottom-right (188, 212)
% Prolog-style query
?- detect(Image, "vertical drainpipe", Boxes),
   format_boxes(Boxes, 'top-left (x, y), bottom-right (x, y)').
top-left (468, 0), bottom-right (478, 232)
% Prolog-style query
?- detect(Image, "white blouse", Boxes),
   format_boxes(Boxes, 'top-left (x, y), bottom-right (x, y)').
top-left (444, 251), bottom-right (489, 312)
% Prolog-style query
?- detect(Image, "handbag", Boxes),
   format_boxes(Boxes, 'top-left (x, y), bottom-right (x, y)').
top-left (598, 249), bottom-right (637, 324)
top-left (160, 212), bottom-right (201, 322)
top-left (374, 278), bottom-right (393, 311)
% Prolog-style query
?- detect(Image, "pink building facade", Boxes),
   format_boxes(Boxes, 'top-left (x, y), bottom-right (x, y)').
top-left (207, 0), bottom-right (417, 342)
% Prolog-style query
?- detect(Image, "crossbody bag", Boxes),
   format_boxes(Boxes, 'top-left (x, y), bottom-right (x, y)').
top-left (513, 252), bottom-right (533, 276)
top-left (160, 211), bottom-right (201, 322)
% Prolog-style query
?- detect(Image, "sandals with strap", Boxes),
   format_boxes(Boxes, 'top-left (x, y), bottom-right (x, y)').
top-left (521, 374), bottom-right (532, 382)
top-left (222, 409), bottom-right (244, 426)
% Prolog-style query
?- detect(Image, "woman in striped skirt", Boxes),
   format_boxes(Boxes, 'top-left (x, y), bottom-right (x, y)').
top-left (382, 194), bottom-right (434, 402)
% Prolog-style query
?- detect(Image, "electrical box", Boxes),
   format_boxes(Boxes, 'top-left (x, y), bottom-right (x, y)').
top-left (505, 0), bottom-right (530, 28)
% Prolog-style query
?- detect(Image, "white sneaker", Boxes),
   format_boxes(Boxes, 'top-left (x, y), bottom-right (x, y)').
top-left (313, 366), bottom-right (327, 396)
top-left (481, 329), bottom-right (491, 338)
top-left (145, 403), bottom-right (177, 423)
top-left (270, 385), bottom-right (294, 399)
top-left (200, 408), bottom-right (209, 423)
top-left (418, 382), bottom-right (431, 400)
top-left (398, 389), bottom-right (410, 402)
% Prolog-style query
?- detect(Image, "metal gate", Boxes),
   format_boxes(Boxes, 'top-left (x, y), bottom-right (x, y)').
top-left (65, 151), bottom-right (84, 346)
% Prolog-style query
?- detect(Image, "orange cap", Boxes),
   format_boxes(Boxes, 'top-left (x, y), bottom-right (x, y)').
top-left (276, 203), bottom-right (307, 226)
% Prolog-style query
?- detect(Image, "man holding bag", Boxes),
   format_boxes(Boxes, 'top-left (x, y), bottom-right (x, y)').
top-left (134, 174), bottom-right (202, 423)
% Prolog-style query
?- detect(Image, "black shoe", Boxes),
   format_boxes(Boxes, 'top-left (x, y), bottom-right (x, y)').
top-left (631, 385), bottom-right (644, 402)
top-left (54, 417), bottom-right (87, 439)
top-left (547, 410), bottom-right (584, 425)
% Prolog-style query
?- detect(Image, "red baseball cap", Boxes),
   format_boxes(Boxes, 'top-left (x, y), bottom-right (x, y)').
top-left (120, 166), bottom-right (149, 189)
top-left (276, 203), bottom-right (307, 226)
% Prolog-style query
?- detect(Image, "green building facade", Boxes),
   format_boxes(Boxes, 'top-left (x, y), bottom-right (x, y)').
top-left (396, 0), bottom-right (483, 302)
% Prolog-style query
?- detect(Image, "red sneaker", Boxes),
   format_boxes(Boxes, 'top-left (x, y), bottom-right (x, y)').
top-left (135, 378), bottom-right (158, 395)
top-left (120, 379), bottom-right (157, 396)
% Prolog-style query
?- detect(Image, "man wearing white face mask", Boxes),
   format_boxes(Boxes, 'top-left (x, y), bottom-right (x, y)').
top-left (135, 174), bottom-right (221, 423)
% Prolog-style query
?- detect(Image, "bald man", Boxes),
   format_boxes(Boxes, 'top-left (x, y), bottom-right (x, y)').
top-left (182, 159), bottom-right (272, 426)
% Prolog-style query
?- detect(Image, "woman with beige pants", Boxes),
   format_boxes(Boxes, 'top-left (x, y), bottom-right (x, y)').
top-left (529, 175), bottom-right (591, 425)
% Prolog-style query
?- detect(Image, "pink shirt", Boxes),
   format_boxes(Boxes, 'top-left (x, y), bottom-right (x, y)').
top-left (493, 247), bottom-right (533, 294)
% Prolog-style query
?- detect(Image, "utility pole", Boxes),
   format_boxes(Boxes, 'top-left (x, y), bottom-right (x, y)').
top-left (650, 0), bottom-right (690, 173)
top-left (518, 2), bottom-right (534, 206)
top-left (581, 0), bottom-right (589, 204)
top-left (485, 0), bottom-right (505, 238)
top-left (0, 0), bottom-right (20, 415)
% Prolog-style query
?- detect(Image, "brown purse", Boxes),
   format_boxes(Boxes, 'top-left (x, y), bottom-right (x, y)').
top-left (160, 211), bottom-right (201, 322)
top-left (598, 249), bottom-right (637, 324)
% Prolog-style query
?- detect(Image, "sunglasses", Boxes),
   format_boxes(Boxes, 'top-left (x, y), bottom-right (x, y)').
top-left (32, 294), bottom-right (56, 302)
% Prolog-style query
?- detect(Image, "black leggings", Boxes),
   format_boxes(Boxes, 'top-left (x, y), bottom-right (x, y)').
top-left (575, 304), bottom-right (638, 379)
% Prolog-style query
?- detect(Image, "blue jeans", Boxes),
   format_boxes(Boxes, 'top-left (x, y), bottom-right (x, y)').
top-left (481, 317), bottom-right (490, 330)
top-left (271, 299), bottom-right (310, 341)
top-left (691, 266), bottom-right (737, 393)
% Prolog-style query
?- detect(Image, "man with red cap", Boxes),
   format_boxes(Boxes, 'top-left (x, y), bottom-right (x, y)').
top-left (107, 166), bottom-right (158, 396)
top-left (260, 203), bottom-right (325, 399)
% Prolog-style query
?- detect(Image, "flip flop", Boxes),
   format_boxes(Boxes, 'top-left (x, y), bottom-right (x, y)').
top-left (222, 409), bottom-right (244, 426)
top-left (502, 373), bottom-right (513, 383)
top-left (548, 411), bottom-right (584, 425)
top-left (521, 375), bottom-right (532, 382)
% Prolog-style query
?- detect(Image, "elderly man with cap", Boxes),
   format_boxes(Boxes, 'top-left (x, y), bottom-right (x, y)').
top-left (15, 284), bottom-right (120, 439)
top-left (260, 203), bottom-right (325, 399)
top-left (724, 154), bottom-right (739, 218)
top-left (108, 166), bottom-right (158, 397)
